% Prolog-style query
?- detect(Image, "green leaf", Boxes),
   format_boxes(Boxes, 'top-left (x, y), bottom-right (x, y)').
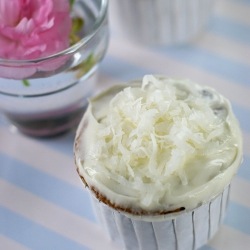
top-left (72, 17), bottom-right (84, 33)
top-left (22, 79), bottom-right (30, 87)
top-left (70, 17), bottom-right (84, 45)
top-left (71, 54), bottom-right (96, 79)
top-left (69, 0), bottom-right (75, 9)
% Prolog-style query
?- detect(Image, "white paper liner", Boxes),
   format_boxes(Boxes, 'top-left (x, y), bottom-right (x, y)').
top-left (110, 0), bottom-right (215, 45)
top-left (91, 185), bottom-right (230, 250)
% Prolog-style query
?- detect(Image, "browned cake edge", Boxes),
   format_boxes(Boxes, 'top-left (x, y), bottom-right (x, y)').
top-left (76, 167), bottom-right (185, 217)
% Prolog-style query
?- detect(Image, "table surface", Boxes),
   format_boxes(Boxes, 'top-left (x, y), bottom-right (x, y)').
top-left (1, 0), bottom-right (250, 249)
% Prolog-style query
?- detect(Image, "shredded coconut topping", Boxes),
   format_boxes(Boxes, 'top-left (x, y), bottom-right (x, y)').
top-left (77, 75), bottom-right (242, 212)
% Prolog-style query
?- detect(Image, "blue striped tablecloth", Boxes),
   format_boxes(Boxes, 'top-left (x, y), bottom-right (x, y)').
top-left (1, 0), bottom-right (250, 249)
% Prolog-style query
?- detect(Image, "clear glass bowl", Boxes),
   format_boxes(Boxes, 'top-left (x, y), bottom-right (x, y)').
top-left (0, 0), bottom-right (109, 137)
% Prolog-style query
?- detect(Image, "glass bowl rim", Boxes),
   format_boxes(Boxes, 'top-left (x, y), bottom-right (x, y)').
top-left (0, 0), bottom-right (109, 65)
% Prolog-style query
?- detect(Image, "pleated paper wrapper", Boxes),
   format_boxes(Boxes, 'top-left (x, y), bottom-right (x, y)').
top-left (91, 185), bottom-right (230, 250)
top-left (110, 0), bottom-right (215, 45)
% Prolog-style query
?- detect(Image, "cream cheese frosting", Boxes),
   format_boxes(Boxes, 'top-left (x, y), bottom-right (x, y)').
top-left (75, 75), bottom-right (243, 214)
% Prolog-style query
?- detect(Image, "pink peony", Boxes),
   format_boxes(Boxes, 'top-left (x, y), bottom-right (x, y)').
top-left (0, 0), bottom-right (72, 60)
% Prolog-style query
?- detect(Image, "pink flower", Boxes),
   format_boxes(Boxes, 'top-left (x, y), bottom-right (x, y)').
top-left (0, 0), bottom-right (71, 60)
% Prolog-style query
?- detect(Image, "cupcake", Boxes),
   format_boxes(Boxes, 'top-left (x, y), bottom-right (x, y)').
top-left (110, 0), bottom-right (215, 45)
top-left (74, 75), bottom-right (243, 250)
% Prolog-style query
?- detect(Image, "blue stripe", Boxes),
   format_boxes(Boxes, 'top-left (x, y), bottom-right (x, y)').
top-left (100, 56), bottom-right (151, 82)
top-left (0, 114), bottom-right (8, 127)
top-left (156, 46), bottom-right (250, 87)
top-left (232, 104), bottom-right (250, 133)
top-left (0, 153), bottom-right (96, 222)
top-left (111, 18), bottom-right (250, 87)
top-left (224, 201), bottom-right (250, 235)
top-left (238, 156), bottom-right (250, 181)
top-left (231, 0), bottom-right (250, 5)
top-left (0, 116), bottom-right (3, 125)
top-left (103, 46), bottom-right (250, 91)
top-left (211, 15), bottom-right (250, 45)
top-left (0, 206), bottom-right (87, 250)
top-left (37, 131), bottom-right (75, 157)
top-left (111, 17), bottom-right (250, 87)
top-left (200, 245), bottom-right (215, 250)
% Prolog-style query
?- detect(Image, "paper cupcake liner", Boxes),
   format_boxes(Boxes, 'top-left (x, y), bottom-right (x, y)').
top-left (110, 0), bottom-right (215, 45)
top-left (91, 185), bottom-right (230, 250)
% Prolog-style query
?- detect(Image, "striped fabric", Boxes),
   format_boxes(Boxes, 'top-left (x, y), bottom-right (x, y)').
top-left (0, 0), bottom-right (250, 249)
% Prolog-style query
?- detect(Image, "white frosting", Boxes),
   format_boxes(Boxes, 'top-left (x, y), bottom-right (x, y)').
top-left (75, 75), bottom-right (243, 214)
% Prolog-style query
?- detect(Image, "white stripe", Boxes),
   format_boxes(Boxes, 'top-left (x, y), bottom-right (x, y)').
top-left (0, 180), bottom-right (119, 250)
top-left (209, 224), bottom-right (250, 250)
top-left (231, 177), bottom-right (250, 209)
top-left (0, 235), bottom-right (30, 250)
top-left (215, 0), bottom-right (250, 25)
top-left (108, 37), bottom-right (250, 109)
top-left (198, 32), bottom-right (250, 66)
